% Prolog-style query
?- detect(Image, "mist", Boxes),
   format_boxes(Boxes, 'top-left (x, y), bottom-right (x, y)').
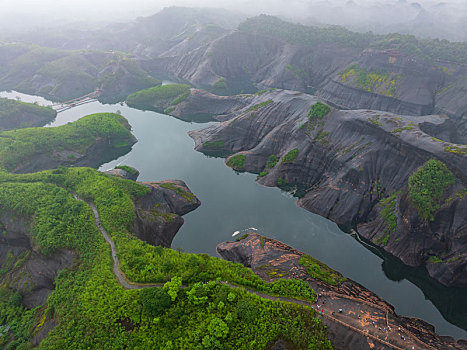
top-left (0, 0), bottom-right (467, 41)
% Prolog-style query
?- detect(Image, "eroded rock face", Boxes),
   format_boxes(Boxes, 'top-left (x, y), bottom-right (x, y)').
top-left (152, 27), bottom-right (467, 143)
top-left (132, 180), bottom-right (201, 247)
top-left (188, 88), bottom-right (467, 287)
top-left (0, 211), bottom-right (76, 309)
top-left (217, 233), bottom-right (467, 350)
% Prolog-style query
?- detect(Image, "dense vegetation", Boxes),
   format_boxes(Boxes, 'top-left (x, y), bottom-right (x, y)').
top-left (408, 159), bottom-right (455, 221)
top-left (0, 167), bottom-right (332, 348)
top-left (0, 113), bottom-right (134, 172)
top-left (0, 98), bottom-right (56, 130)
top-left (239, 15), bottom-right (467, 65)
top-left (0, 287), bottom-right (35, 349)
top-left (126, 84), bottom-right (191, 112)
top-left (239, 15), bottom-right (372, 49)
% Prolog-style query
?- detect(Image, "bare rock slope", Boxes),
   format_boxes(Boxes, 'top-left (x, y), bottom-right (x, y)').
top-left (187, 88), bottom-right (467, 287)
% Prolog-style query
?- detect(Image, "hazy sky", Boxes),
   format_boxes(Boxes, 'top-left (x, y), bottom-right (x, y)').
top-left (0, 0), bottom-right (466, 39)
top-left (0, 0), bottom-right (465, 22)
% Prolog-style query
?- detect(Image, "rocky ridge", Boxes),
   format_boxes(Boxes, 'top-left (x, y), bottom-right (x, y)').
top-left (186, 88), bottom-right (467, 287)
top-left (143, 16), bottom-right (467, 143)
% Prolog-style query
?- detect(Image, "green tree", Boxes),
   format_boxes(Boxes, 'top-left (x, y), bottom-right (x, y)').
top-left (163, 276), bottom-right (183, 301)
top-left (139, 287), bottom-right (172, 318)
top-left (208, 317), bottom-right (229, 339)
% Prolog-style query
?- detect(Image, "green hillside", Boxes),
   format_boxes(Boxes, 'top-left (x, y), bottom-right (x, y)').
top-left (0, 113), bottom-right (134, 172)
top-left (0, 98), bottom-right (56, 130)
top-left (0, 167), bottom-right (331, 349)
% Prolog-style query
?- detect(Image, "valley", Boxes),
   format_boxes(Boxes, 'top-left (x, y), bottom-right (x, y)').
top-left (0, 5), bottom-right (466, 349)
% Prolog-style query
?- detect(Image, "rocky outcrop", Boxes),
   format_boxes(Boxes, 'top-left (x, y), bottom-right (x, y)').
top-left (132, 180), bottom-right (201, 247)
top-left (103, 168), bottom-right (201, 247)
top-left (0, 211), bottom-right (76, 308)
top-left (217, 233), bottom-right (467, 350)
top-left (104, 166), bottom-right (140, 181)
top-left (187, 88), bottom-right (467, 287)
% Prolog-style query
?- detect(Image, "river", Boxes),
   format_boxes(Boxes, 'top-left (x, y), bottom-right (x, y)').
top-left (2, 91), bottom-right (466, 340)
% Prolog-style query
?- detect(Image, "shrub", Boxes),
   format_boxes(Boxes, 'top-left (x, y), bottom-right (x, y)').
top-left (282, 149), bottom-right (298, 164)
top-left (226, 155), bottom-right (246, 170)
top-left (267, 155), bottom-right (278, 168)
top-left (309, 102), bottom-right (330, 120)
top-left (246, 100), bottom-right (273, 112)
top-left (140, 288), bottom-right (172, 317)
top-left (408, 159), bottom-right (455, 220)
top-left (115, 165), bottom-right (137, 174)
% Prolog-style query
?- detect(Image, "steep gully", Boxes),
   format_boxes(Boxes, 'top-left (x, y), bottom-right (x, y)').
top-left (73, 192), bottom-right (455, 350)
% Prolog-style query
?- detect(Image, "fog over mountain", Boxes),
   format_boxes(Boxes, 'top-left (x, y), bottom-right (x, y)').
top-left (0, 0), bottom-right (466, 41)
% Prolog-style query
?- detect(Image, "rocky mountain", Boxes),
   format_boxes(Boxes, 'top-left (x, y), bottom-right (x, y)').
top-left (145, 15), bottom-right (467, 143)
top-left (8, 7), bottom-right (245, 58)
top-left (182, 88), bottom-right (467, 288)
top-left (3, 11), bottom-right (467, 143)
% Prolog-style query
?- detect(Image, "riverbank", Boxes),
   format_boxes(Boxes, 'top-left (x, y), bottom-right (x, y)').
top-left (218, 233), bottom-right (467, 350)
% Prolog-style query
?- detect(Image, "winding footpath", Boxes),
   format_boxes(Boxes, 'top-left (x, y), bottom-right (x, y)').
top-left (75, 194), bottom-right (432, 350)
top-left (73, 194), bottom-right (163, 290)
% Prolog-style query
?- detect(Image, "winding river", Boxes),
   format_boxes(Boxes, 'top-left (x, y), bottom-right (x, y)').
top-left (2, 90), bottom-right (466, 340)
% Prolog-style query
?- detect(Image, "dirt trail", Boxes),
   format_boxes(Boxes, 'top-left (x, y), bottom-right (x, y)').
top-left (76, 195), bottom-right (433, 349)
top-left (73, 194), bottom-right (163, 290)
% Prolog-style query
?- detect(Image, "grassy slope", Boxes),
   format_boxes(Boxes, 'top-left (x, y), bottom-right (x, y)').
top-left (0, 167), bottom-right (331, 349)
top-left (0, 98), bottom-right (57, 130)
